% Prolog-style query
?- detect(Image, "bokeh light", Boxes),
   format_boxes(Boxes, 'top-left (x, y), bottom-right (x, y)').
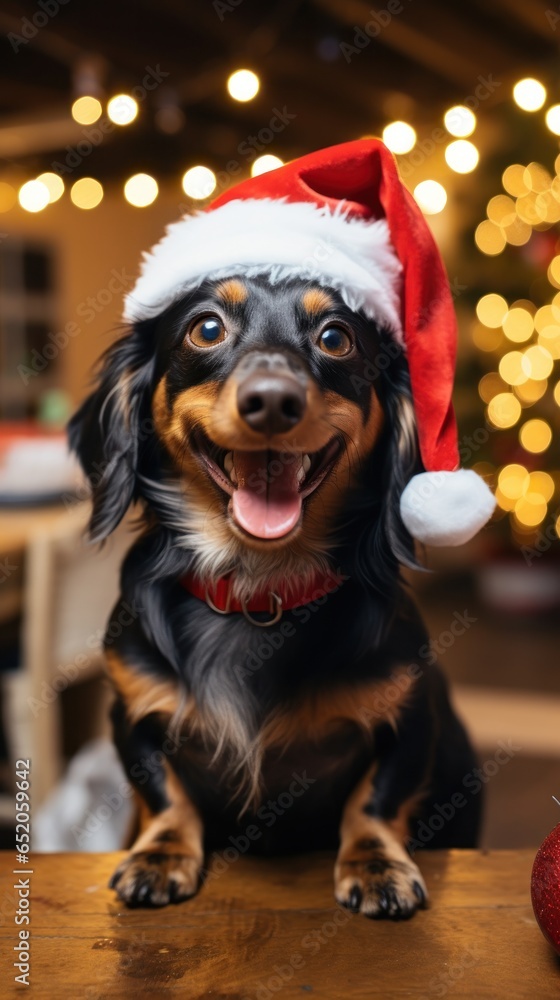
top-left (37, 172), bottom-right (64, 204)
top-left (227, 69), bottom-right (260, 102)
top-left (502, 164), bottom-right (529, 196)
top-left (182, 165), bottom-right (217, 199)
top-left (413, 180), bottom-right (447, 214)
top-left (475, 220), bottom-right (505, 255)
top-left (382, 121), bottom-right (416, 154)
top-left (251, 155), bottom-right (283, 177)
top-left (443, 106), bottom-right (476, 137)
top-left (502, 307), bottom-right (533, 343)
top-left (487, 392), bottom-right (522, 428)
top-left (445, 139), bottom-right (479, 173)
top-left (545, 104), bottom-right (560, 134)
top-left (513, 78), bottom-right (546, 111)
top-left (519, 418), bottom-right (552, 453)
top-left (476, 293), bottom-right (508, 328)
top-left (124, 173), bottom-right (158, 207)
top-left (71, 96), bottom-right (102, 125)
top-left (499, 351), bottom-right (528, 386)
top-left (70, 177), bottom-right (103, 209)
top-left (521, 345), bottom-right (553, 380)
top-left (0, 182), bottom-right (17, 212)
top-left (18, 179), bottom-right (50, 213)
top-left (107, 94), bottom-right (138, 125)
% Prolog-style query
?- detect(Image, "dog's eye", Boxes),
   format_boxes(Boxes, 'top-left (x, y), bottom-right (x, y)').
top-left (188, 316), bottom-right (227, 348)
top-left (318, 326), bottom-right (353, 358)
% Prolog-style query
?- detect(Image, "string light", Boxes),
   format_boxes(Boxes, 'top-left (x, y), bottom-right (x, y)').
top-left (124, 173), bottom-right (158, 207)
top-left (443, 106), bottom-right (476, 137)
top-left (251, 155), bottom-right (283, 177)
top-left (107, 94), bottom-right (138, 125)
top-left (37, 172), bottom-right (64, 204)
top-left (413, 180), bottom-right (447, 214)
top-left (18, 179), bottom-right (50, 213)
top-left (227, 69), bottom-right (260, 102)
top-left (382, 121), bottom-right (416, 154)
top-left (71, 96), bottom-right (102, 125)
top-left (70, 177), bottom-right (103, 209)
top-left (513, 78), bottom-right (546, 111)
top-left (182, 166), bottom-right (216, 200)
top-left (445, 139), bottom-right (479, 173)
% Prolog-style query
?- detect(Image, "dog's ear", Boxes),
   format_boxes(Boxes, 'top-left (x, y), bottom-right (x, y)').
top-left (68, 320), bottom-right (156, 541)
top-left (354, 360), bottom-right (422, 589)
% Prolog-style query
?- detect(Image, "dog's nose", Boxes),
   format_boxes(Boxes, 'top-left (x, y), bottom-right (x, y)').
top-left (237, 372), bottom-right (307, 435)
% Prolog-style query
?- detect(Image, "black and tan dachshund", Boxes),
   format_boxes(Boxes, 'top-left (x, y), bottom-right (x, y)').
top-left (69, 275), bottom-right (481, 919)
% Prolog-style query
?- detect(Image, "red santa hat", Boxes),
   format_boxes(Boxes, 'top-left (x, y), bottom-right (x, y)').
top-left (124, 138), bottom-right (495, 547)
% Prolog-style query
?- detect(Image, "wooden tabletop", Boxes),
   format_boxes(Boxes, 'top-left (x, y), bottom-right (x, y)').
top-left (0, 850), bottom-right (557, 999)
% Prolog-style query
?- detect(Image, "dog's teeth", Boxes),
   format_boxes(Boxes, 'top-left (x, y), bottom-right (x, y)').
top-left (224, 452), bottom-right (233, 475)
top-left (302, 454), bottom-right (311, 473)
top-left (230, 467), bottom-right (238, 485)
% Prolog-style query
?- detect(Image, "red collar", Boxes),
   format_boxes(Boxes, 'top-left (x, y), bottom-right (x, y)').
top-left (180, 568), bottom-right (345, 625)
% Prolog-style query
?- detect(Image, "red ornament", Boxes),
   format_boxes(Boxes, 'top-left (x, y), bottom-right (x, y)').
top-left (531, 821), bottom-right (560, 955)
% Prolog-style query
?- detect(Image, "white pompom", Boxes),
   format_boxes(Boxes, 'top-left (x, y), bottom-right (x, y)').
top-left (400, 470), bottom-right (496, 547)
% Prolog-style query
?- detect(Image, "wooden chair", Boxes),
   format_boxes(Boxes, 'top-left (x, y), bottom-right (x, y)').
top-left (1, 502), bottom-right (134, 812)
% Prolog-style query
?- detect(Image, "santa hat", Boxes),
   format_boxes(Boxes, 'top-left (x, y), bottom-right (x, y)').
top-left (124, 138), bottom-right (495, 547)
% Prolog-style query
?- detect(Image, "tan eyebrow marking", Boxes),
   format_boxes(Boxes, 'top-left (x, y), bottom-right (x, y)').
top-left (301, 287), bottom-right (335, 316)
top-left (215, 278), bottom-right (248, 306)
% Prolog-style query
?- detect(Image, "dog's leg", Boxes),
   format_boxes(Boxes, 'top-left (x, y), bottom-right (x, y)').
top-left (108, 699), bottom-right (204, 907)
top-left (334, 696), bottom-right (432, 920)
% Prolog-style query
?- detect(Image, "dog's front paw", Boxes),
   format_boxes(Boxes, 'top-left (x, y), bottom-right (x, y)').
top-left (109, 851), bottom-right (202, 907)
top-left (334, 845), bottom-right (428, 920)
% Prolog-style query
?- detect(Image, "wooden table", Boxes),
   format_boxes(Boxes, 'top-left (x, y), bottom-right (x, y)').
top-left (0, 850), bottom-right (557, 998)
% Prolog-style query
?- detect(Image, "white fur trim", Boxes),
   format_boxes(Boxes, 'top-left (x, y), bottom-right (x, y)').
top-left (123, 198), bottom-right (403, 339)
top-left (400, 470), bottom-right (496, 547)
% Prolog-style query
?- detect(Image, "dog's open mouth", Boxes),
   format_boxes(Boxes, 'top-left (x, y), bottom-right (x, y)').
top-left (192, 428), bottom-right (341, 540)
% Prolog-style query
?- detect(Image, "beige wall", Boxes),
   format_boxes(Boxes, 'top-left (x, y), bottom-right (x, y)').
top-left (3, 184), bottom-right (186, 405)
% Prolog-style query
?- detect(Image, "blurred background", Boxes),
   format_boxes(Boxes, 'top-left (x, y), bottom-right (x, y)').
top-left (0, 0), bottom-right (559, 852)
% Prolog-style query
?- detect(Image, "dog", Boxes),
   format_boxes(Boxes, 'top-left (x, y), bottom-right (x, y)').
top-left (69, 272), bottom-right (481, 919)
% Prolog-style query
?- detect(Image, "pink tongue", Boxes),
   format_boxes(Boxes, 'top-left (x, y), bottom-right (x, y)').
top-left (232, 451), bottom-right (302, 539)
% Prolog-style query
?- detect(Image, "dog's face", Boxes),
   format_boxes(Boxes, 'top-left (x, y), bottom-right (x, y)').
top-left (150, 277), bottom-right (384, 556)
top-left (69, 274), bottom-right (418, 588)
